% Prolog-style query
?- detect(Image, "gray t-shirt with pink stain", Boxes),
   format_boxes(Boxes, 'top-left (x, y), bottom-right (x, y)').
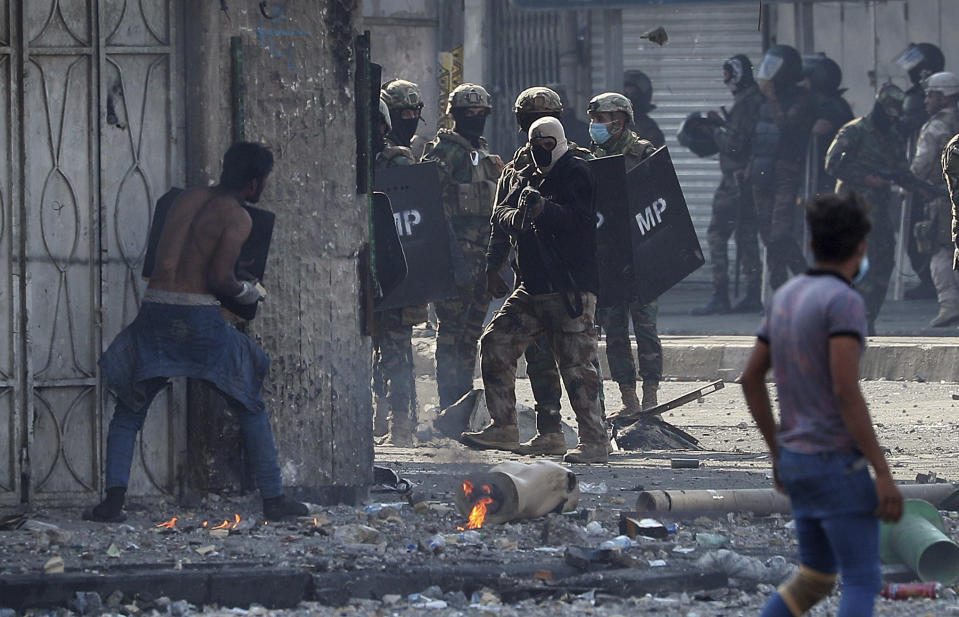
top-left (757, 271), bottom-right (867, 454)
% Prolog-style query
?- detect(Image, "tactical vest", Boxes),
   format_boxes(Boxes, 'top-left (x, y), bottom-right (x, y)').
top-left (751, 103), bottom-right (780, 182)
top-left (434, 129), bottom-right (501, 217)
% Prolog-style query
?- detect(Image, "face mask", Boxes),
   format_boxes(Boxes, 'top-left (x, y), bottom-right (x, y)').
top-left (853, 254), bottom-right (870, 285)
top-left (390, 114), bottom-right (419, 147)
top-left (531, 144), bottom-right (552, 168)
top-left (589, 121), bottom-right (612, 144)
top-left (455, 114), bottom-right (487, 140)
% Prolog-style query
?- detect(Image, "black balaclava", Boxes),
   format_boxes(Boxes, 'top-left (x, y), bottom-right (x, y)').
top-left (452, 109), bottom-right (487, 146)
top-left (389, 110), bottom-right (419, 147)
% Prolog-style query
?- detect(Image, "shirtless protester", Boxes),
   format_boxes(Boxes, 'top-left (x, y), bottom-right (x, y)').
top-left (85, 142), bottom-right (307, 523)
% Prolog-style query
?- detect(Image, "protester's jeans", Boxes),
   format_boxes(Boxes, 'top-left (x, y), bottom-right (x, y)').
top-left (761, 447), bottom-right (881, 617)
top-left (105, 378), bottom-right (283, 498)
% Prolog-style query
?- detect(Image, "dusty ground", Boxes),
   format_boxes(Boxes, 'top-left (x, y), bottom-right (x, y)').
top-left (3, 379), bottom-right (959, 616)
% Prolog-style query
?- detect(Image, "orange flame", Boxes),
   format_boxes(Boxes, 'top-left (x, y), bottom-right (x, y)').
top-left (461, 480), bottom-right (495, 529)
top-left (155, 517), bottom-right (178, 529)
top-left (210, 514), bottom-right (242, 530)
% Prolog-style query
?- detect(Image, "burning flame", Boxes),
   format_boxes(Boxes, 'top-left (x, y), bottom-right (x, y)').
top-left (210, 514), bottom-right (242, 530)
top-left (155, 517), bottom-right (178, 529)
top-left (461, 480), bottom-right (495, 529)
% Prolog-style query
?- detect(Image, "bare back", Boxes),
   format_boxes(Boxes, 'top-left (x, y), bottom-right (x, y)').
top-left (148, 187), bottom-right (252, 297)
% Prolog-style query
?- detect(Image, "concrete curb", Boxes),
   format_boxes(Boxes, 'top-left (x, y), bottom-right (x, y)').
top-left (413, 336), bottom-right (959, 382)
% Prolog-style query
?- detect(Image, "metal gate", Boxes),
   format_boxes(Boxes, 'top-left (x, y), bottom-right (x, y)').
top-left (1, 0), bottom-right (184, 507)
top-left (487, 0), bottom-right (563, 157)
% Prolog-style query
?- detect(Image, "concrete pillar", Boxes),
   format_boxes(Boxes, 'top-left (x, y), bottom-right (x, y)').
top-left (183, 1), bottom-right (372, 504)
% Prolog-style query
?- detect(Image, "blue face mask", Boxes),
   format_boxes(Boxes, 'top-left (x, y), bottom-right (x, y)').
top-left (853, 255), bottom-right (870, 285)
top-left (589, 121), bottom-right (612, 144)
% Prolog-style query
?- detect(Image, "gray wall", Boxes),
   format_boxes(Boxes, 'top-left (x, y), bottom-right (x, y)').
top-left (775, 0), bottom-right (959, 116)
top-left (184, 2), bottom-right (372, 499)
top-left (363, 0), bottom-right (441, 154)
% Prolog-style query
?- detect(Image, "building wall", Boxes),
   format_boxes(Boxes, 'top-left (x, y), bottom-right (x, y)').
top-left (776, 0), bottom-right (959, 116)
top-left (184, 1), bottom-right (372, 501)
top-left (362, 0), bottom-right (440, 156)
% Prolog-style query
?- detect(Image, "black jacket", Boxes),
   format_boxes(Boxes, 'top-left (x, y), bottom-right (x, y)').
top-left (490, 150), bottom-right (599, 295)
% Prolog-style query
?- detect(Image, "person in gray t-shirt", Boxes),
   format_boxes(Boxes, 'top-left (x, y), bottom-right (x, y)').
top-left (741, 193), bottom-right (902, 617)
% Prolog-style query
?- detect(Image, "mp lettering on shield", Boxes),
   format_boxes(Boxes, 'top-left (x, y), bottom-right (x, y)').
top-left (373, 162), bottom-right (456, 311)
top-left (635, 198), bottom-right (667, 236)
top-left (394, 210), bottom-right (422, 237)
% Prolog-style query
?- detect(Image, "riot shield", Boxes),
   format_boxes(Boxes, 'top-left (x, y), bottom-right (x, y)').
top-left (591, 148), bottom-right (704, 306)
top-left (142, 187), bottom-right (275, 321)
top-left (371, 191), bottom-right (408, 301)
top-left (373, 161), bottom-right (456, 311)
top-left (626, 147), bottom-right (704, 306)
top-left (590, 155), bottom-right (633, 307)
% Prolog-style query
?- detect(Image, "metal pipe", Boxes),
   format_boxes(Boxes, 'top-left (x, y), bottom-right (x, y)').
top-left (637, 484), bottom-right (959, 515)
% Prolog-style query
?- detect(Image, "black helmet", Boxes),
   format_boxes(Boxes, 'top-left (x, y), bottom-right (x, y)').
top-left (677, 112), bottom-right (720, 158)
top-left (623, 69), bottom-right (655, 113)
top-left (895, 43), bottom-right (946, 85)
top-left (723, 54), bottom-right (755, 91)
top-left (757, 45), bottom-right (803, 85)
top-left (802, 54), bottom-right (843, 94)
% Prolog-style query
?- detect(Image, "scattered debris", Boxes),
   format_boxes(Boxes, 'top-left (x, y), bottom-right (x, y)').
top-left (697, 549), bottom-right (795, 584)
top-left (43, 555), bottom-right (65, 574)
top-left (640, 26), bottom-right (669, 46)
top-left (455, 461), bottom-right (579, 527)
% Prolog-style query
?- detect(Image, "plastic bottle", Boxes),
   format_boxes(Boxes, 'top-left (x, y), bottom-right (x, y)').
top-left (881, 582), bottom-right (941, 599)
top-left (599, 535), bottom-right (633, 551)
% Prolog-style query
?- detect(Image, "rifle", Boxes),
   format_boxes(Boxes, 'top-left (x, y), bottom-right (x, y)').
top-left (836, 151), bottom-right (948, 199)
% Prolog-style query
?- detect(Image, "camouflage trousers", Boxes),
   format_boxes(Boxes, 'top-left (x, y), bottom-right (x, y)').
top-left (480, 289), bottom-right (607, 446)
top-left (598, 301), bottom-right (662, 387)
top-left (524, 335), bottom-right (606, 433)
top-left (753, 161), bottom-right (808, 289)
top-left (858, 199), bottom-right (896, 331)
top-left (371, 308), bottom-right (416, 434)
top-left (707, 174), bottom-right (761, 293)
top-left (434, 247), bottom-right (491, 409)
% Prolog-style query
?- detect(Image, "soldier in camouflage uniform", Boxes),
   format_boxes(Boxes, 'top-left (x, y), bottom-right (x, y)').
top-left (912, 72), bottom-right (959, 326)
top-left (486, 86), bottom-right (597, 456)
top-left (587, 92), bottom-right (661, 412)
top-left (825, 84), bottom-right (910, 335)
top-left (692, 55), bottom-right (764, 315)
top-left (465, 116), bottom-right (608, 463)
top-left (371, 88), bottom-right (424, 446)
top-left (942, 132), bottom-right (959, 277)
top-left (421, 84), bottom-right (503, 409)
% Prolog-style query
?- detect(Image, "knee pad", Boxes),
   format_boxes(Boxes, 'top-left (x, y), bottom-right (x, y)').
top-left (778, 565), bottom-right (837, 616)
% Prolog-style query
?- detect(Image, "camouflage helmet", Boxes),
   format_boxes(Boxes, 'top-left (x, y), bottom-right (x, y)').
top-left (587, 92), bottom-right (634, 125)
top-left (446, 83), bottom-right (492, 114)
top-left (381, 79), bottom-right (424, 111)
top-left (875, 83), bottom-right (906, 119)
top-left (513, 86), bottom-right (563, 115)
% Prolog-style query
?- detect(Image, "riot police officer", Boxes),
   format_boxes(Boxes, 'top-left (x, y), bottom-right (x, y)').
top-left (911, 72), bottom-right (959, 326)
top-left (802, 54), bottom-right (853, 197)
top-left (421, 84), bottom-right (503, 410)
top-left (751, 44), bottom-right (816, 289)
top-left (896, 43), bottom-right (947, 300)
top-left (691, 55), bottom-right (764, 315)
top-left (371, 82), bottom-right (423, 446)
top-left (825, 84), bottom-right (911, 335)
top-left (587, 92), bottom-right (662, 412)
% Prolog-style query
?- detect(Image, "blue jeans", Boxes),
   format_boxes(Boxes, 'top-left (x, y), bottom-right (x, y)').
top-left (105, 378), bottom-right (283, 499)
top-left (761, 447), bottom-right (881, 617)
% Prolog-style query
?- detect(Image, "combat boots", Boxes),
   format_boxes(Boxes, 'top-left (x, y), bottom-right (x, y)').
top-left (691, 289), bottom-right (730, 315)
top-left (515, 431), bottom-right (567, 456)
top-left (563, 442), bottom-right (609, 464)
top-left (642, 382), bottom-right (659, 410)
top-left (461, 423), bottom-right (520, 451)
top-left (618, 383), bottom-right (642, 415)
top-left (730, 283), bottom-right (763, 314)
top-left (931, 304), bottom-right (959, 327)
